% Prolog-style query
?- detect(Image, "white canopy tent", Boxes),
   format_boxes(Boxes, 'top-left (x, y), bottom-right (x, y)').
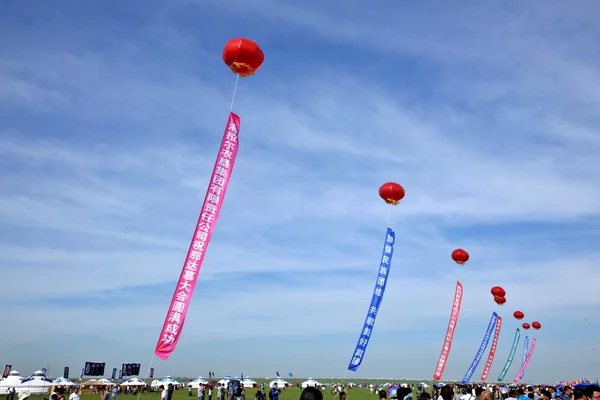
top-left (187, 377), bottom-right (209, 389)
top-left (301, 379), bottom-right (321, 388)
top-left (241, 378), bottom-right (257, 388)
top-left (53, 378), bottom-right (75, 386)
top-left (152, 377), bottom-right (181, 388)
top-left (17, 370), bottom-right (53, 395)
top-left (0, 371), bottom-right (23, 394)
top-left (121, 379), bottom-right (147, 386)
top-left (269, 378), bottom-right (289, 388)
top-left (218, 377), bottom-right (232, 386)
top-left (97, 379), bottom-right (113, 385)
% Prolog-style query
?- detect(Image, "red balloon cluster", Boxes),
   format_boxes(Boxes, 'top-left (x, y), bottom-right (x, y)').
top-left (490, 286), bottom-right (506, 306)
top-left (379, 182), bottom-right (405, 205)
top-left (451, 249), bottom-right (469, 265)
top-left (520, 320), bottom-right (541, 331)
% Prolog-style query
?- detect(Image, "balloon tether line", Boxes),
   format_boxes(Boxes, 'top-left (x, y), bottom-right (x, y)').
top-left (386, 204), bottom-right (392, 228)
top-left (229, 74), bottom-right (240, 112)
top-left (135, 353), bottom-right (156, 400)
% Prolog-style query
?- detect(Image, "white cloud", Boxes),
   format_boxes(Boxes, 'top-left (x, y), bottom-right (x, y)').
top-left (1, 0), bottom-right (599, 383)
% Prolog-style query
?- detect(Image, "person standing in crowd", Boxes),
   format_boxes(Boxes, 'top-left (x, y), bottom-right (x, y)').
top-left (561, 387), bottom-right (573, 400)
top-left (269, 383), bottom-right (280, 400)
top-left (111, 386), bottom-right (117, 400)
top-left (68, 388), bottom-right (80, 400)
top-left (159, 386), bottom-right (167, 400)
top-left (167, 384), bottom-right (174, 400)
top-left (440, 386), bottom-right (454, 400)
top-left (300, 387), bottom-right (323, 400)
top-left (208, 385), bottom-right (213, 400)
top-left (198, 384), bottom-right (205, 400)
top-left (218, 384), bottom-right (225, 400)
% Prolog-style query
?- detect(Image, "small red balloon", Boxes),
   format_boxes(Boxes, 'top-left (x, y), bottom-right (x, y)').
top-left (451, 249), bottom-right (469, 265)
top-left (513, 311), bottom-right (524, 320)
top-left (378, 182), bottom-right (405, 205)
top-left (494, 296), bottom-right (506, 306)
top-left (532, 321), bottom-right (541, 330)
top-left (522, 323), bottom-right (531, 330)
top-left (491, 286), bottom-right (506, 297)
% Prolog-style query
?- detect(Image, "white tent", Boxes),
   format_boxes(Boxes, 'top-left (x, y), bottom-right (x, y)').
top-left (269, 378), bottom-right (289, 388)
top-left (301, 379), bottom-right (321, 388)
top-left (17, 370), bottom-right (53, 395)
top-left (150, 380), bottom-right (161, 388)
top-left (121, 378), bottom-right (147, 386)
top-left (242, 378), bottom-right (257, 388)
top-left (152, 377), bottom-right (181, 388)
top-left (187, 377), bottom-right (209, 388)
top-left (53, 378), bottom-right (75, 386)
top-left (0, 371), bottom-right (23, 394)
top-left (218, 377), bottom-right (232, 386)
top-left (97, 379), bottom-right (113, 385)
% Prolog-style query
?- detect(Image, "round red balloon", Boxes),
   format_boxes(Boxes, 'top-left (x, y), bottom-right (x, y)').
top-left (451, 249), bottom-right (469, 265)
top-left (222, 38), bottom-right (264, 77)
top-left (378, 182), bottom-right (405, 205)
top-left (491, 286), bottom-right (506, 297)
top-left (522, 323), bottom-right (531, 330)
top-left (532, 321), bottom-right (541, 330)
top-left (513, 311), bottom-right (524, 320)
top-left (494, 295), bottom-right (506, 306)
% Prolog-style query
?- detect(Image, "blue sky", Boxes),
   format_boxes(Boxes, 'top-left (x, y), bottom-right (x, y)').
top-left (1, 0), bottom-right (600, 384)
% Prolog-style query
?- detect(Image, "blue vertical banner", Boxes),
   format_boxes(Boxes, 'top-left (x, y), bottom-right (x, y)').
top-left (347, 228), bottom-right (395, 371)
top-left (460, 312), bottom-right (498, 384)
top-left (518, 336), bottom-right (529, 380)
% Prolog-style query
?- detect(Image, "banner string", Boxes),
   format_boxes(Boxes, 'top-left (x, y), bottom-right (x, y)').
top-left (229, 74), bottom-right (240, 112)
top-left (135, 354), bottom-right (156, 400)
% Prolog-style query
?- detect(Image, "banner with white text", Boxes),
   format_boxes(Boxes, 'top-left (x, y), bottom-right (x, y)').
top-left (497, 328), bottom-right (521, 382)
top-left (460, 312), bottom-right (498, 384)
top-left (481, 315), bottom-right (502, 381)
top-left (154, 112), bottom-right (241, 360)
top-left (433, 281), bottom-right (463, 380)
top-left (347, 228), bottom-right (395, 371)
top-left (514, 337), bottom-right (536, 382)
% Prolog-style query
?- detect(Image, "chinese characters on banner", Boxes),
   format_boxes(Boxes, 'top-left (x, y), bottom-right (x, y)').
top-left (518, 336), bottom-right (530, 380)
top-left (347, 228), bottom-right (395, 372)
top-left (513, 337), bottom-right (536, 382)
top-left (154, 112), bottom-right (241, 360)
top-left (497, 328), bottom-right (521, 381)
top-left (433, 281), bottom-right (463, 380)
top-left (481, 315), bottom-right (502, 380)
top-left (460, 312), bottom-right (498, 384)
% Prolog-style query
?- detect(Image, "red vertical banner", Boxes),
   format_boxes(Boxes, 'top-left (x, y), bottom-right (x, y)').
top-left (481, 315), bottom-right (502, 380)
top-left (433, 281), bottom-right (463, 380)
top-left (154, 112), bottom-right (241, 360)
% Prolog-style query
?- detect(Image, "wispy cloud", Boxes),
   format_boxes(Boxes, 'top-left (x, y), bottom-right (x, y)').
top-left (1, 0), bottom-right (599, 383)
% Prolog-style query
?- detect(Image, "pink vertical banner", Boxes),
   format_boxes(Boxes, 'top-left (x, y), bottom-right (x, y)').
top-left (433, 281), bottom-right (463, 380)
top-left (154, 112), bottom-right (241, 360)
top-left (481, 315), bottom-right (502, 380)
top-left (513, 337), bottom-right (536, 382)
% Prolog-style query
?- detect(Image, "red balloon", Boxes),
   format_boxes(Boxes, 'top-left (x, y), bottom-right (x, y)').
top-left (222, 38), bottom-right (265, 77)
top-left (494, 295), bottom-right (506, 306)
top-left (532, 321), bottom-right (541, 330)
top-left (522, 323), bottom-right (531, 330)
top-left (513, 311), bottom-right (524, 320)
top-left (491, 286), bottom-right (506, 297)
top-left (378, 182), bottom-right (405, 205)
top-left (451, 249), bottom-right (469, 265)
